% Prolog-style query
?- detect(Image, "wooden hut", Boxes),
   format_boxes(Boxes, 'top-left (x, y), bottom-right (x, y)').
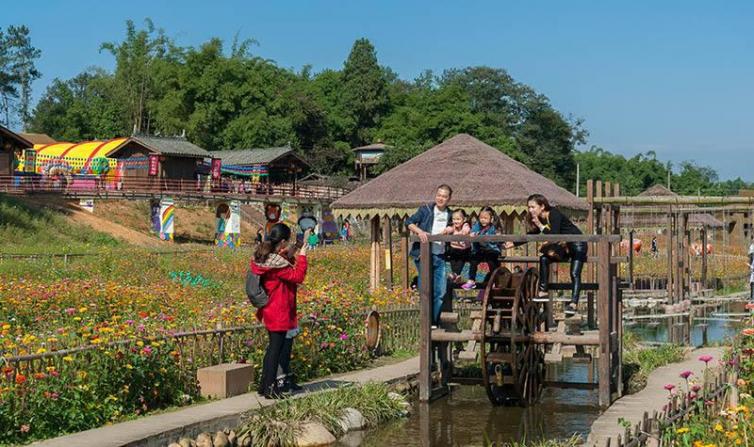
top-left (0, 125), bottom-right (32, 176)
top-left (18, 133), bottom-right (57, 145)
top-left (211, 146), bottom-right (310, 186)
top-left (107, 136), bottom-right (210, 185)
top-left (331, 133), bottom-right (588, 291)
top-left (352, 142), bottom-right (387, 181)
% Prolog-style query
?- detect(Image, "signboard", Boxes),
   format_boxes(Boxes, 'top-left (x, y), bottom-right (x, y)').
top-left (159, 198), bottom-right (175, 242)
top-left (211, 158), bottom-right (222, 180)
top-left (79, 199), bottom-right (94, 213)
top-left (148, 154), bottom-right (160, 176)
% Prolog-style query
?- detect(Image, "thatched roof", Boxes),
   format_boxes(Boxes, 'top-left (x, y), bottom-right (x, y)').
top-left (332, 134), bottom-right (587, 218)
top-left (352, 142), bottom-right (388, 152)
top-left (639, 184), bottom-right (676, 197)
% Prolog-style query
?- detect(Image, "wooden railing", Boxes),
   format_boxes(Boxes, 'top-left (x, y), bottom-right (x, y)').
top-left (0, 175), bottom-right (349, 201)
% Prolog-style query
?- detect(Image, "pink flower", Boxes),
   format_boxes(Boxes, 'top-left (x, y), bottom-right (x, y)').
top-left (141, 346), bottom-right (153, 356)
top-left (679, 371), bottom-right (693, 379)
top-left (664, 384), bottom-right (675, 392)
top-left (65, 307), bottom-right (76, 315)
top-left (339, 333), bottom-right (349, 341)
top-left (698, 355), bottom-right (713, 364)
top-left (688, 392), bottom-right (697, 400)
top-left (691, 384), bottom-right (701, 392)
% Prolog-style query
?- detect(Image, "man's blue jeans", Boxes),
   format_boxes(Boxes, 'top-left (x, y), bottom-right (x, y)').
top-left (414, 254), bottom-right (447, 324)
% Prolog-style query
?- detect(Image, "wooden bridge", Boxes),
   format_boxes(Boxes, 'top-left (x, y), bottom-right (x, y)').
top-left (0, 175), bottom-right (348, 205)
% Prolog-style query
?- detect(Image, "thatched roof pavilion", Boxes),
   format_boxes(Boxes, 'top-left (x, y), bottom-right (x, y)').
top-left (331, 133), bottom-right (587, 291)
top-left (332, 133), bottom-right (587, 219)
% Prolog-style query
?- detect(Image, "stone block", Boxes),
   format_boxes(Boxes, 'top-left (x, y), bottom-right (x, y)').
top-left (197, 363), bottom-right (254, 399)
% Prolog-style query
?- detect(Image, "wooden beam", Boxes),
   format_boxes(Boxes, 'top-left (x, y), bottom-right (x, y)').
top-left (598, 238), bottom-right (612, 408)
top-left (418, 240), bottom-right (433, 402)
top-left (667, 210), bottom-right (674, 303)
top-left (369, 216), bottom-right (381, 292)
top-left (593, 196), bottom-right (754, 206)
top-left (399, 220), bottom-right (410, 291)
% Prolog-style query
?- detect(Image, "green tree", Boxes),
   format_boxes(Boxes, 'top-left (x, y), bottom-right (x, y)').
top-left (341, 38), bottom-right (389, 146)
top-left (0, 25), bottom-right (41, 128)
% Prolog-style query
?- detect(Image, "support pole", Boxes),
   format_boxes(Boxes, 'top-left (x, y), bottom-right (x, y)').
top-left (399, 220), bottom-right (410, 290)
top-left (369, 216), bottom-right (381, 292)
top-left (667, 209), bottom-right (674, 303)
top-left (419, 240), bottom-right (433, 402)
top-left (598, 238), bottom-right (612, 408)
top-left (384, 217), bottom-right (393, 289)
top-left (628, 230), bottom-right (635, 288)
top-left (701, 227), bottom-right (708, 288)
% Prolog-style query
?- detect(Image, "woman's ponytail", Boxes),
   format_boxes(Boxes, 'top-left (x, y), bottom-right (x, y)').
top-left (253, 222), bottom-right (292, 263)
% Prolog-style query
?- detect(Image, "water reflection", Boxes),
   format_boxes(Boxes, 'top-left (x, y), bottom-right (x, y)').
top-left (627, 301), bottom-right (746, 346)
top-left (353, 362), bottom-right (600, 447)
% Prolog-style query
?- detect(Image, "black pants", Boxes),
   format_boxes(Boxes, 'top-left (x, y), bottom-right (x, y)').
top-left (446, 247), bottom-right (471, 277)
top-left (260, 330), bottom-right (293, 394)
top-left (539, 242), bottom-right (588, 303)
top-left (750, 283), bottom-right (754, 301)
top-left (469, 248), bottom-right (501, 285)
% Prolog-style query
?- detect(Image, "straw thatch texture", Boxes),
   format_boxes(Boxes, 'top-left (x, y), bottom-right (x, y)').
top-left (332, 133), bottom-right (587, 218)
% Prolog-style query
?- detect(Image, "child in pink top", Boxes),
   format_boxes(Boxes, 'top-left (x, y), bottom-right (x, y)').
top-left (444, 209), bottom-right (473, 288)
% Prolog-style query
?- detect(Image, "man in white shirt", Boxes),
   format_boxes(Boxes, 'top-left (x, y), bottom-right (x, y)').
top-left (406, 185), bottom-right (453, 325)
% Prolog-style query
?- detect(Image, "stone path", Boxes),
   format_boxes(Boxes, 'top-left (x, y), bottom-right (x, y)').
top-left (585, 346), bottom-right (724, 447)
top-left (32, 356), bottom-right (419, 447)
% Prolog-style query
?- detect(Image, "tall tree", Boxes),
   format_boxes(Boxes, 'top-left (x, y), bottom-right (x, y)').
top-left (341, 38), bottom-right (389, 146)
top-left (0, 25), bottom-right (41, 128)
top-left (100, 19), bottom-right (171, 134)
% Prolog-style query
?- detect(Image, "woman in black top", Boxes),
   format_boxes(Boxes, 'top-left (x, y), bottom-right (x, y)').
top-left (507, 194), bottom-right (586, 316)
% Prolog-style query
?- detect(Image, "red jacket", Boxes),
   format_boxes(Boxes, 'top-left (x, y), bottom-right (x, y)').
top-left (251, 254), bottom-right (307, 332)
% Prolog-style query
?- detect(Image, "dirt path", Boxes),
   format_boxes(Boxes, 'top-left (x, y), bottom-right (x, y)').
top-left (65, 205), bottom-right (163, 248)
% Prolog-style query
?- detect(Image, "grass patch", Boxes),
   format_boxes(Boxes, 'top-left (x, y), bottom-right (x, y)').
top-left (0, 195), bottom-right (120, 254)
top-left (622, 332), bottom-right (686, 394)
top-left (237, 382), bottom-right (407, 446)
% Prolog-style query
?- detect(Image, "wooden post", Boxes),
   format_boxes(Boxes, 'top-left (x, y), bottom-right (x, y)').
top-left (400, 220), bottom-right (410, 291)
top-left (383, 217), bottom-right (393, 289)
top-left (667, 209), bottom-right (674, 303)
top-left (586, 179), bottom-right (596, 329)
top-left (369, 216), bottom-right (381, 292)
top-left (605, 181), bottom-right (612, 235)
top-left (628, 230), bottom-right (635, 288)
top-left (419, 240), bottom-right (433, 402)
top-left (598, 238), bottom-right (612, 408)
top-left (701, 227), bottom-right (708, 288)
top-left (595, 181), bottom-right (603, 235)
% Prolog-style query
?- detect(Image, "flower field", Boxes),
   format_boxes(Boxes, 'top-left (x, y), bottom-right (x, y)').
top-left (0, 243), bottom-right (414, 444)
top-left (659, 307), bottom-right (754, 446)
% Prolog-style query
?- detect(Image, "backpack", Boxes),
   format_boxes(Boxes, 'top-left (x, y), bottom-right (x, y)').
top-left (245, 270), bottom-right (269, 308)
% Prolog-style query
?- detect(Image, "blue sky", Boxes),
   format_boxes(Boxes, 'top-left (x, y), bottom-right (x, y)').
top-left (3, 1), bottom-right (753, 181)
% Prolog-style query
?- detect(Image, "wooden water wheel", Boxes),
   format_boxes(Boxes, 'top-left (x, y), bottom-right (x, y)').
top-left (480, 266), bottom-right (545, 406)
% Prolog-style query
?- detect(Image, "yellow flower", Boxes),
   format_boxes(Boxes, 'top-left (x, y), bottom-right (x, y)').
top-left (63, 355), bottom-right (74, 362)
top-left (676, 427), bottom-right (690, 434)
top-left (136, 341), bottom-right (144, 347)
top-left (715, 423), bottom-right (724, 432)
top-left (35, 347), bottom-right (47, 354)
top-left (125, 364), bottom-right (134, 370)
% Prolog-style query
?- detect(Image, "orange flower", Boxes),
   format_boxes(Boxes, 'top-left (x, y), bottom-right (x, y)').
top-left (15, 373), bottom-right (26, 385)
top-left (742, 328), bottom-right (754, 336)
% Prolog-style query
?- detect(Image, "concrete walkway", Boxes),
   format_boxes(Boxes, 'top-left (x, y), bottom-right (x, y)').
top-left (32, 356), bottom-right (419, 447)
top-left (586, 346), bottom-right (725, 447)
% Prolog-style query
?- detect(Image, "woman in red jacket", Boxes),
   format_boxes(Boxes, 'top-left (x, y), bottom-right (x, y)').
top-left (251, 223), bottom-right (308, 398)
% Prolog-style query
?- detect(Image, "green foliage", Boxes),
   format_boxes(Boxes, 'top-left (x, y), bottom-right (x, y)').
top-left (575, 146), bottom-right (752, 197)
top-left (0, 24), bottom-right (41, 128)
top-left (28, 20), bottom-right (587, 187)
top-left (622, 332), bottom-right (686, 394)
top-left (0, 195), bottom-right (120, 254)
top-left (237, 382), bottom-right (407, 446)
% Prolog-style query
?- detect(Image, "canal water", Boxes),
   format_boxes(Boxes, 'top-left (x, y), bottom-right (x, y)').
top-left (347, 361), bottom-right (600, 446)
top-left (350, 301), bottom-right (748, 446)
